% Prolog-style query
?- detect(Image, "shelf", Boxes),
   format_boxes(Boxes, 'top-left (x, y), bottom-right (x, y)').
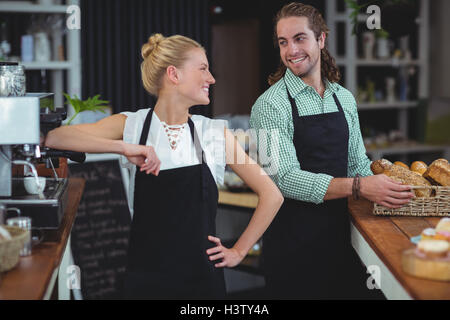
top-left (336, 58), bottom-right (420, 67)
top-left (0, 1), bottom-right (69, 13)
top-left (333, 13), bottom-right (367, 23)
top-left (333, 13), bottom-right (422, 25)
top-left (366, 143), bottom-right (450, 157)
top-left (21, 61), bottom-right (73, 70)
top-left (358, 101), bottom-right (418, 110)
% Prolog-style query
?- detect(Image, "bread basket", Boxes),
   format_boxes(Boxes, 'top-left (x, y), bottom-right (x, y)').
top-left (0, 226), bottom-right (30, 272)
top-left (373, 186), bottom-right (450, 217)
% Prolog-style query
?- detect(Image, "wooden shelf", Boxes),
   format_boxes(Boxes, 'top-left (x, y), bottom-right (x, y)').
top-left (21, 61), bottom-right (73, 70)
top-left (366, 143), bottom-right (450, 158)
top-left (0, 1), bottom-right (69, 13)
top-left (336, 58), bottom-right (421, 67)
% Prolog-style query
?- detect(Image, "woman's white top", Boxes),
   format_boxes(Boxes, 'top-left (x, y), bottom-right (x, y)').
top-left (120, 108), bottom-right (228, 216)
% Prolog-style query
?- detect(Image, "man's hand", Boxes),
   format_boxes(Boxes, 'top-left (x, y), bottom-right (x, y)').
top-left (123, 143), bottom-right (161, 176)
top-left (360, 174), bottom-right (415, 209)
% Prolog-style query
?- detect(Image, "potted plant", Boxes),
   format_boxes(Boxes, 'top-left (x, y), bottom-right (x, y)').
top-left (36, 94), bottom-right (110, 178)
top-left (63, 93), bottom-right (110, 125)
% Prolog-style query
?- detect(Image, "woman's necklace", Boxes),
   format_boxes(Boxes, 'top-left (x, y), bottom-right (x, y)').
top-left (161, 121), bottom-right (187, 150)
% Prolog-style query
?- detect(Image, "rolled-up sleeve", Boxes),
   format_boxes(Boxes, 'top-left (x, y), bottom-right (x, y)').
top-left (346, 98), bottom-right (373, 177)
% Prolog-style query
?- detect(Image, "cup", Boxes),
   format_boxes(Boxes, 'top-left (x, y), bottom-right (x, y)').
top-left (7, 216), bottom-right (32, 256)
top-left (24, 176), bottom-right (46, 195)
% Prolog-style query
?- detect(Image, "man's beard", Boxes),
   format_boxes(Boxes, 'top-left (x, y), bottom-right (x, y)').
top-left (288, 54), bottom-right (319, 80)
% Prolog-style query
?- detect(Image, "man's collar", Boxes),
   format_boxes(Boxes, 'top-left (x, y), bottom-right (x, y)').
top-left (284, 67), bottom-right (339, 98)
top-left (284, 67), bottom-right (308, 98)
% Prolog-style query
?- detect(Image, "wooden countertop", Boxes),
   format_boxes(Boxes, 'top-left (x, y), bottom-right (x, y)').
top-left (218, 190), bottom-right (450, 299)
top-left (348, 198), bottom-right (449, 300)
top-left (218, 190), bottom-right (258, 208)
top-left (0, 178), bottom-right (85, 300)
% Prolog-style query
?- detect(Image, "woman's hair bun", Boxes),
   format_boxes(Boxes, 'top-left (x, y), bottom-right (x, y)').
top-left (142, 33), bottom-right (165, 59)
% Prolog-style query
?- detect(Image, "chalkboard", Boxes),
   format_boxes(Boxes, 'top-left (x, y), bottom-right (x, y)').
top-left (69, 159), bottom-right (131, 300)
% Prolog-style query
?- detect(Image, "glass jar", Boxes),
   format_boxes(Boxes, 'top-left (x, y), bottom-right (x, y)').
top-left (0, 63), bottom-right (26, 97)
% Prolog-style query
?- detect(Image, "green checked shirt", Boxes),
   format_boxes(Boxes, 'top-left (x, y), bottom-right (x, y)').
top-left (249, 68), bottom-right (373, 204)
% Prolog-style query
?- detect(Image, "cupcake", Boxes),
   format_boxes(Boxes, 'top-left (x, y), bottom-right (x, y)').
top-left (434, 231), bottom-right (450, 242)
top-left (436, 217), bottom-right (450, 233)
top-left (417, 240), bottom-right (449, 259)
top-left (421, 228), bottom-right (436, 240)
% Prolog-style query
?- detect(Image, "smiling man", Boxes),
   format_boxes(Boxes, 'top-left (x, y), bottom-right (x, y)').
top-left (250, 2), bottom-right (414, 299)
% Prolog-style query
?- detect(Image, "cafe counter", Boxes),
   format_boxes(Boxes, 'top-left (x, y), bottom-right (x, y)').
top-left (218, 190), bottom-right (450, 300)
top-left (0, 178), bottom-right (85, 300)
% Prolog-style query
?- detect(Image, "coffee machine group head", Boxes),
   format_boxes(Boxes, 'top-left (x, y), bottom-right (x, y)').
top-left (0, 93), bottom-right (45, 197)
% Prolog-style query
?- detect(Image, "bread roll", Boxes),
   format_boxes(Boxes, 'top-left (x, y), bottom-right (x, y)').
top-left (371, 159), bottom-right (393, 175)
top-left (410, 161), bottom-right (428, 176)
top-left (394, 161), bottom-right (409, 169)
top-left (423, 159), bottom-right (450, 186)
top-left (384, 164), bottom-right (432, 197)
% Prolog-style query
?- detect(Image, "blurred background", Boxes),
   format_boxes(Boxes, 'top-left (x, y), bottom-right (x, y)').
top-left (1, 0), bottom-right (448, 164)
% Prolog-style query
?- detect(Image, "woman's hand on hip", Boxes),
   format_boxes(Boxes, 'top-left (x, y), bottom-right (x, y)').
top-left (206, 235), bottom-right (245, 268)
top-left (123, 143), bottom-right (161, 176)
top-left (360, 174), bottom-right (415, 209)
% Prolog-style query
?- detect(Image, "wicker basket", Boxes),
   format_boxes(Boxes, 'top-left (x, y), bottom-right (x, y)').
top-left (0, 226), bottom-right (30, 272)
top-left (373, 186), bottom-right (450, 217)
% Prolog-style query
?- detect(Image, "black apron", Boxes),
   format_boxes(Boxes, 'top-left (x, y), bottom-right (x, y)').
top-left (262, 83), bottom-right (367, 299)
top-left (123, 108), bottom-right (226, 299)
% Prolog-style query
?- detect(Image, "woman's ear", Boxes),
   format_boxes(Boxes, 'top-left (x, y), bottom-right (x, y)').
top-left (166, 65), bottom-right (179, 84)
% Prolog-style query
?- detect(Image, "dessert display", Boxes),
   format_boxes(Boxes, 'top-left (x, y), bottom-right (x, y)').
top-left (402, 218), bottom-right (450, 281)
top-left (416, 240), bottom-right (449, 259)
top-left (435, 217), bottom-right (450, 233)
top-left (421, 228), bottom-right (436, 240)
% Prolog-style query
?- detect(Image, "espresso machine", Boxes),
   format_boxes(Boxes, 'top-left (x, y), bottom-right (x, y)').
top-left (0, 93), bottom-right (85, 232)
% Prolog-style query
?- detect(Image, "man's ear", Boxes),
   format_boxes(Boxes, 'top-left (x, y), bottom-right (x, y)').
top-left (166, 65), bottom-right (179, 84)
top-left (318, 32), bottom-right (326, 50)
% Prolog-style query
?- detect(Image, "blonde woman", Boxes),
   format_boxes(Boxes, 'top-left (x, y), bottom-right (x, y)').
top-left (45, 34), bottom-right (283, 299)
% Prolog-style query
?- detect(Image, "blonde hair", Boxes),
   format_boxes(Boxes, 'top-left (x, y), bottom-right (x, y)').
top-left (141, 33), bottom-right (203, 96)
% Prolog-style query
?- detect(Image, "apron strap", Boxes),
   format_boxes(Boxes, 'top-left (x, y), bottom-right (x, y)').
top-left (188, 117), bottom-right (209, 201)
top-left (139, 108), bottom-right (154, 146)
top-left (285, 82), bottom-right (345, 120)
top-left (332, 93), bottom-right (345, 113)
